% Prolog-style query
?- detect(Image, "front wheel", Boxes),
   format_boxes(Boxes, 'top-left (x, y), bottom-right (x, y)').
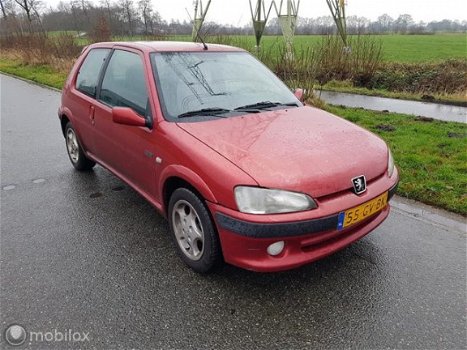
top-left (65, 122), bottom-right (95, 171)
top-left (168, 188), bottom-right (222, 273)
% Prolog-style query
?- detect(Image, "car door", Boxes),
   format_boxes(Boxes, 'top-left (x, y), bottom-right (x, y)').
top-left (92, 48), bottom-right (157, 197)
top-left (69, 48), bottom-right (111, 154)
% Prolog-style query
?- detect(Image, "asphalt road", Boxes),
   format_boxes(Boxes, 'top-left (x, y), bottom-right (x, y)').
top-left (1, 74), bottom-right (466, 350)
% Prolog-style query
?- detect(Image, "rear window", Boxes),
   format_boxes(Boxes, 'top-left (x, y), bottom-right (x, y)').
top-left (76, 48), bottom-right (110, 97)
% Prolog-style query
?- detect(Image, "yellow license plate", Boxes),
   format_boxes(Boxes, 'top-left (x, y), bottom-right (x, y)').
top-left (337, 192), bottom-right (388, 230)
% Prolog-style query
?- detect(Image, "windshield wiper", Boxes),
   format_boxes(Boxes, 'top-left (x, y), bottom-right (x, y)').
top-left (177, 108), bottom-right (231, 119)
top-left (234, 101), bottom-right (299, 111)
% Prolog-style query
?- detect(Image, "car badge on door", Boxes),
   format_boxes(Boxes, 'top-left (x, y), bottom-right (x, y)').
top-left (352, 175), bottom-right (367, 195)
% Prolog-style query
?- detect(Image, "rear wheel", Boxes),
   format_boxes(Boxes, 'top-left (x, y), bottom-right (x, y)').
top-left (65, 122), bottom-right (95, 171)
top-left (168, 188), bottom-right (222, 273)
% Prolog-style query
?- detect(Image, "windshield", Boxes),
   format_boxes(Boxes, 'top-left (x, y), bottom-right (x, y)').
top-left (150, 51), bottom-right (300, 121)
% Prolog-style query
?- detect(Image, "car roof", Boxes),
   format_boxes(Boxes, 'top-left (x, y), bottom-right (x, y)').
top-left (88, 41), bottom-right (246, 53)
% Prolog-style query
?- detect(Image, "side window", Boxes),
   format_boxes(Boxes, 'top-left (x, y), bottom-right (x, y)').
top-left (99, 50), bottom-right (149, 116)
top-left (76, 49), bottom-right (110, 97)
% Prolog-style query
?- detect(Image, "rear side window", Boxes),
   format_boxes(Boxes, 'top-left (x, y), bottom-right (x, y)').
top-left (99, 50), bottom-right (149, 116)
top-left (76, 48), bottom-right (110, 97)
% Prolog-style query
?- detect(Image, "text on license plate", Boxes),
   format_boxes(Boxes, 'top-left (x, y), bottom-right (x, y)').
top-left (337, 192), bottom-right (388, 230)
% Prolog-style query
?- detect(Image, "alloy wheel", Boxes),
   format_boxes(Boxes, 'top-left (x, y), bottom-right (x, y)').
top-left (172, 199), bottom-right (205, 261)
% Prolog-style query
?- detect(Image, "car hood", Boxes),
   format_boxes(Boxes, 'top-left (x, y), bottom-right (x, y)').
top-left (177, 106), bottom-right (388, 198)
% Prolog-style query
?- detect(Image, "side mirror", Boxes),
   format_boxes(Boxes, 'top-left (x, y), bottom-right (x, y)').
top-left (294, 88), bottom-right (305, 103)
top-left (112, 107), bottom-right (147, 128)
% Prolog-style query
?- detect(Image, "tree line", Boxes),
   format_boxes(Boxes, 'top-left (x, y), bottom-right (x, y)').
top-left (0, 0), bottom-right (466, 36)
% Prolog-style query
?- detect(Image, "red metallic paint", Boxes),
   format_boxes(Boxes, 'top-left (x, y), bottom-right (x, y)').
top-left (112, 107), bottom-right (147, 127)
top-left (59, 41), bottom-right (399, 272)
top-left (211, 204), bottom-right (391, 272)
top-left (209, 168), bottom-right (398, 224)
top-left (178, 107), bottom-right (389, 198)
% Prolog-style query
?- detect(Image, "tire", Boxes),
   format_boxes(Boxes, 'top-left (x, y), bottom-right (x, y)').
top-left (64, 122), bottom-right (95, 171)
top-left (168, 188), bottom-right (222, 273)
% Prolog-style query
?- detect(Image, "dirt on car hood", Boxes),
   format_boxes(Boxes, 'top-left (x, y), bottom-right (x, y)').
top-left (177, 106), bottom-right (388, 198)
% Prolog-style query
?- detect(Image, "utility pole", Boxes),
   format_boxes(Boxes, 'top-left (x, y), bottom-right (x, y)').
top-left (192, 0), bottom-right (212, 42)
top-left (274, 0), bottom-right (300, 57)
top-left (326, 0), bottom-right (349, 48)
top-left (250, 0), bottom-right (273, 54)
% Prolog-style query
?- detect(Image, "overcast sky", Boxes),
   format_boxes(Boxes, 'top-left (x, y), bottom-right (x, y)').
top-left (44, 0), bottom-right (467, 24)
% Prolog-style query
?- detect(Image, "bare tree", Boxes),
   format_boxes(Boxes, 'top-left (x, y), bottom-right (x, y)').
top-left (5, 2), bottom-right (467, 37)
top-left (69, 0), bottom-right (81, 33)
top-left (394, 14), bottom-right (414, 34)
top-left (0, 0), bottom-right (8, 18)
top-left (121, 0), bottom-right (134, 36)
top-left (347, 15), bottom-right (370, 34)
top-left (69, 0), bottom-right (92, 34)
top-left (14, 0), bottom-right (32, 29)
top-left (376, 14), bottom-right (394, 33)
top-left (138, 0), bottom-right (152, 34)
top-left (13, 0), bottom-right (43, 32)
top-left (100, 0), bottom-right (113, 33)
top-left (149, 10), bottom-right (162, 34)
top-left (80, 0), bottom-right (89, 21)
top-left (30, 0), bottom-right (44, 33)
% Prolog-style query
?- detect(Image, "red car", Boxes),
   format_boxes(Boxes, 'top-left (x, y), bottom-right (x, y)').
top-left (59, 41), bottom-right (399, 273)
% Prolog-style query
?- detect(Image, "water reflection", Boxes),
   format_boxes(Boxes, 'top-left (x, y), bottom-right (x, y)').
top-left (320, 91), bottom-right (467, 123)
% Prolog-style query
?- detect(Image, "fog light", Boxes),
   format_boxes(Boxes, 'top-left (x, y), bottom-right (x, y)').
top-left (267, 241), bottom-right (285, 256)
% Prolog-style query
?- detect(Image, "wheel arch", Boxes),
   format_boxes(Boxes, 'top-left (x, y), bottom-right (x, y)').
top-left (59, 106), bottom-right (74, 138)
top-left (160, 165), bottom-right (217, 216)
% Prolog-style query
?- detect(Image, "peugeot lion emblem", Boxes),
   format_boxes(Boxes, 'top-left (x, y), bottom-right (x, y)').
top-left (352, 175), bottom-right (367, 195)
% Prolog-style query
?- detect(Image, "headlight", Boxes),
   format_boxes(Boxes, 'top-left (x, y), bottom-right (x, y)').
top-left (234, 186), bottom-right (317, 214)
top-left (388, 148), bottom-right (395, 177)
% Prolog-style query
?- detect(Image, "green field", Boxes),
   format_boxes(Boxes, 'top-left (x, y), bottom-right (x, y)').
top-left (108, 33), bottom-right (467, 63)
top-left (287, 34), bottom-right (467, 62)
top-left (364, 33), bottom-right (466, 62)
top-left (66, 32), bottom-right (466, 63)
top-left (215, 34), bottom-right (466, 62)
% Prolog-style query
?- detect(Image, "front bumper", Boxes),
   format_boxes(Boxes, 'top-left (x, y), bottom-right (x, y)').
top-left (209, 172), bottom-right (399, 272)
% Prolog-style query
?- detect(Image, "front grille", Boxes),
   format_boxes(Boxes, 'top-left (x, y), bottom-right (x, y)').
top-left (315, 172), bottom-right (386, 204)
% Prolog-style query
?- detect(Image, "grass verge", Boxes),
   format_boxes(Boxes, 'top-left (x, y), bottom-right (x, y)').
top-left (0, 58), bottom-right (66, 90)
top-left (1, 59), bottom-right (465, 215)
